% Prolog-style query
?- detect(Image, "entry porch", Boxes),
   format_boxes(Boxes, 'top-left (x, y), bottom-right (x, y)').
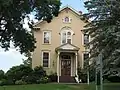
top-left (55, 43), bottom-right (80, 83)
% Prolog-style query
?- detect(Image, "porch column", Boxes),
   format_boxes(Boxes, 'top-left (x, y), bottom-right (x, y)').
top-left (75, 52), bottom-right (78, 76)
top-left (57, 51), bottom-right (60, 83)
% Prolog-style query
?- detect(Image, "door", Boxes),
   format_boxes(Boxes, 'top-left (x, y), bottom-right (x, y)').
top-left (61, 60), bottom-right (71, 76)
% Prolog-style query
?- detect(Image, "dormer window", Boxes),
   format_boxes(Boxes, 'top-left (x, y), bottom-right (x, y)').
top-left (63, 16), bottom-right (71, 23)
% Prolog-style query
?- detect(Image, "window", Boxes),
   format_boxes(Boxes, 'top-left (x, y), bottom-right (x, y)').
top-left (67, 32), bottom-right (72, 44)
top-left (65, 17), bottom-right (69, 22)
top-left (63, 16), bottom-right (71, 23)
top-left (84, 34), bottom-right (89, 45)
top-left (42, 52), bottom-right (50, 67)
top-left (83, 53), bottom-right (89, 68)
top-left (43, 31), bottom-right (51, 44)
top-left (61, 31), bottom-right (72, 44)
top-left (62, 32), bottom-right (66, 44)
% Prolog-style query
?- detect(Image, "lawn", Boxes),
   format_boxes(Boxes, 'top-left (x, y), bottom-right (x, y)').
top-left (0, 83), bottom-right (120, 90)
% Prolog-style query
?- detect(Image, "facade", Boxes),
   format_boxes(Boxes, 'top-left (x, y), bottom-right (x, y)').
top-left (32, 6), bottom-right (90, 83)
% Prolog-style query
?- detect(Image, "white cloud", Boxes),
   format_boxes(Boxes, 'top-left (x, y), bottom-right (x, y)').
top-left (0, 49), bottom-right (25, 72)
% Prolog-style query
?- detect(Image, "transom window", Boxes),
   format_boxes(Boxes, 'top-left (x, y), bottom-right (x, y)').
top-left (61, 55), bottom-right (71, 60)
top-left (43, 31), bottom-right (51, 44)
top-left (42, 51), bottom-right (50, 67)
top-left (61, 27), bottom-right (74, 44)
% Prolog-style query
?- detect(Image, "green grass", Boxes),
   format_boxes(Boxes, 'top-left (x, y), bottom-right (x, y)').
top-left (0, 83), bottom-right (120, 90)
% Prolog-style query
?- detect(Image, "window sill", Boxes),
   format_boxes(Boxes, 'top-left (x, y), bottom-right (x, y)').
top-left (42, 43), bottom-right (51, 45)
top-left (63, 22), bottom-right (71, 24)
top-left (43, 67), bottom-right (50, 69)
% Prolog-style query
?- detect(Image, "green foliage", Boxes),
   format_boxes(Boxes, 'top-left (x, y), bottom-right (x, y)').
top-left (33, 66), bottom-right (46, 78)
top-left (6, 64), bottom-right (33, 83)
top-left (0, 70), bottom-right (5, 80)
top-left (0, 65), bottom-right (48, 85)
top-left (48, 73), bottom-right (57, 82)
top-left (22, 66), bottom-right (47, 84)
top-left (104, 67), bottom-right (120, 82)
top-left (84, 0), bottom-right (120, 79)
top-left (15, 80), bottom-right (27, 85)
top-left (23, 52), bottom-right (32, 67)
top-left (0, 0), bottom-right (61, 54)
top-left (77, 67), bottom-right (87, 83)
top-left (0, 79), bottom-right (6, 86)
top-left (39, 77), bottom-right (48, 84)
top-left (0, 79), bottom-right (14, 86)
top-left (22, 74), bottom-right (38, 84)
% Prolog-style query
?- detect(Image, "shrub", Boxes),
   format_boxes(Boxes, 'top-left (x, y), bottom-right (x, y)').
top-left (39, 77), bottom-right (48, 84)
top-left (33, 66), bottom-right (46, 78)
top-left (22, 66), bottom-right (47, 84)
top-left (15, 80), bottom-right (27, 85)
top-left (0, 79), bottom-right (6, 86)
top-left (6, 64), bottom-right (33, 83)
top-left (48, 73), bottom-right (57, 82)
top-left (107, 76), bottom-right (120, 82)
top-left (22, 74), bottom-right (39, 84)
top-left (0, 70), bottom-right (5, 80)
top-left (77, 67), bottom-right (87, 83)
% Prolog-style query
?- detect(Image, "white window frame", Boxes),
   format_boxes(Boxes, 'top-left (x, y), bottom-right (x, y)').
top-left (42, 31), bottom-right (51, 44)
top-left (42, 51), bottom-right (50, 68)
top-left (61, 30), bottom-right (73, 45)
top-left (62, 16), bottom-right (72, 23)
top-left (82, 33), bottom-right (90, 46)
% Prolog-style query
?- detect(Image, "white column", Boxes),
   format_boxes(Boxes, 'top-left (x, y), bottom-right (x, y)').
top-left (75, 52), bottom-right (78, 76)
top-left (57, 52), bottom-right (60, 83)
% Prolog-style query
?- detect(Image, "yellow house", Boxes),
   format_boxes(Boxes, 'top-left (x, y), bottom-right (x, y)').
top-left (32, 5), bottom-right (90, 83)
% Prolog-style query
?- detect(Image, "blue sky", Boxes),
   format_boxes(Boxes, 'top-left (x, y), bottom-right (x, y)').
top-left (0, 0), bottom-right (87, 72)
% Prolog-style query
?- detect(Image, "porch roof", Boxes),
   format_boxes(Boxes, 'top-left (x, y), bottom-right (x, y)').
top-left (55, 43), bottom-right (80, 51)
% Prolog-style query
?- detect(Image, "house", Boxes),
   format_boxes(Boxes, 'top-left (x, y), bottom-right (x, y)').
top-left (32, 5), bottom-right (90, 83)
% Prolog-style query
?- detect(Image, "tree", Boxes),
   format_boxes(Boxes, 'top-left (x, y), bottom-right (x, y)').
top-left (0, 70), bottom-right (5, 80)
top-left (23, 52), bottom-right (32, 67)
top-left (84, 0), bottom-right (120, 79)
top-left (0, 0), bottom-right (61, 54)
top-left (6, 65), bottom-right (33, 83)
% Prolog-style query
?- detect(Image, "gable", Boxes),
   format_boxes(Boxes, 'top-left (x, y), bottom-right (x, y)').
top-left (56, 43), bottom-right (80, 51)
top-left (33, 5), bottom-right (88, 27)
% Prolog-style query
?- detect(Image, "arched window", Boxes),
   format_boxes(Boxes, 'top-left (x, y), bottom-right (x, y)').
top-left (65, 17), bottom-right (69, 22)
top-left (67, 32), bottom-right (72, 44)
top-left (63, 16), bottom-right (72, 23)
top-left (61, 27), bottom-right (74, 44)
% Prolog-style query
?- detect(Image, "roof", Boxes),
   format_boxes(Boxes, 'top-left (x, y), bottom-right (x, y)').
top-left (33, 5), bottom-right (87, 27)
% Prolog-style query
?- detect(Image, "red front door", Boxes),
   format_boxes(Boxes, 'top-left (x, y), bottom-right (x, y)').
top-left (61, 60), bottom-right (71, 76)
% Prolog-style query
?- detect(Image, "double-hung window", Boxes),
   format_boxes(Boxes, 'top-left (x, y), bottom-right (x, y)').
top-left (61, 31), bottom-right (72, 44)
top-left (42, 51), bottom-right (50, 67)
top-left (84, 34), bottom-right (89, 45)
top-left (43, 31), bottom-right (51, 44)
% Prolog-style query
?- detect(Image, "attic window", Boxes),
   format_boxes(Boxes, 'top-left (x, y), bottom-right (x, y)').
top-left (63, 16), bottom-right (71, 23)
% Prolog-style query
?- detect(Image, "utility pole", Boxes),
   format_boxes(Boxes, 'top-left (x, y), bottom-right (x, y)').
top-left (96, 52), bottom-right (103, 90)
top-left (99, 52), bottom-right (103, 90)
top-left (87, 69), bottom-right (90, 85)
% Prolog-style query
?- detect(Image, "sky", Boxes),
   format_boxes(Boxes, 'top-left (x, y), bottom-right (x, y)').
top-left (0, 0), bottom-right (87, 72)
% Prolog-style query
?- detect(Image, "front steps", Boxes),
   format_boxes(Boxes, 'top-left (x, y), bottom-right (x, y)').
top-left (59, 76), bottom-right (76, 83)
